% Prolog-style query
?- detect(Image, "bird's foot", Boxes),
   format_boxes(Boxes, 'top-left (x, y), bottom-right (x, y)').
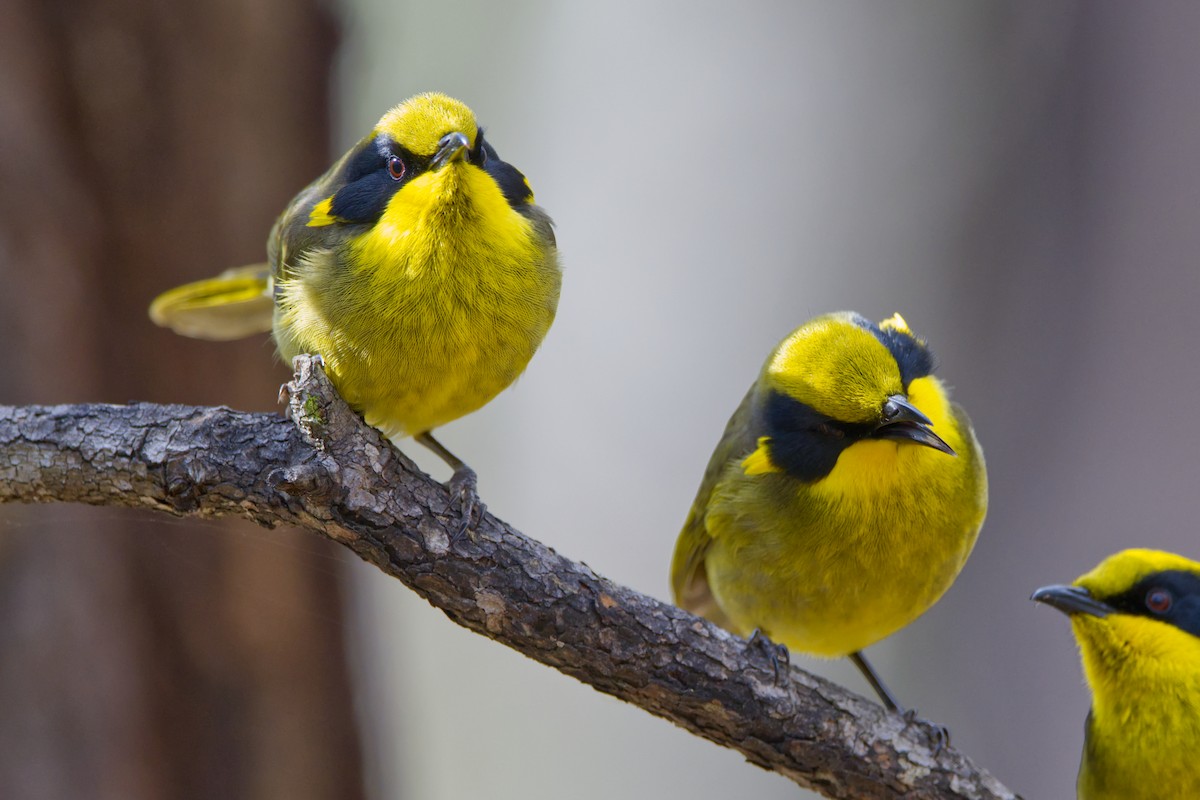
top-left (413, 431), bottom-right (484, 542)
top-left (901, 708), bottom-right (951, 754)
top-left (746, 629), bottom-right (790, 687)
top-left (447, 464), bottom-right (484, 542)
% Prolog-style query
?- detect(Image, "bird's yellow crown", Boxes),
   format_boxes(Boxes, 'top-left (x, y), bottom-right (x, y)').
top-left (377, 92), bottom-right (480, 157)
top-left (767, 311), bottom-right (912, 424)
top-left (1075, 548), bottom-right (1200, 597)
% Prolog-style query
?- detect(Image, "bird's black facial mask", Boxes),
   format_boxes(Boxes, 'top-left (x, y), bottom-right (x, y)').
top-left (1100, 570), bottom-right (1200, 638)
top-left (479, 138), bottom-right (534, 208)
top-left (327, 131), bottom-right (532, 225)
top-left (326, 136), bottom-right (427, 225)
top-left (757, 390), bottom-right (872, 482)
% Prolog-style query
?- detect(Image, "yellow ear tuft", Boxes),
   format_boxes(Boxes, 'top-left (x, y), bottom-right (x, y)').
top-left (307, 197), bottom-right (337, 227)
top-left (742, 437), bottom-right (780, 476)
top-left (879, 312), bottom-right (910, 333)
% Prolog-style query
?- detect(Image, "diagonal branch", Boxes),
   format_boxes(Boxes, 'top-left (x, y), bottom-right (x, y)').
top-left (0, 356), bottom-right (1018, 800)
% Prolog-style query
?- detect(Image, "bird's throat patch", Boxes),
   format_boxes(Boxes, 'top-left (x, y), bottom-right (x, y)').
top-left (814, 439), bottom-right (907, 498)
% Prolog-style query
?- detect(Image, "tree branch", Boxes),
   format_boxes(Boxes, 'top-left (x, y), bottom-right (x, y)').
top-left (0, 356), bottom-right (1017, 800)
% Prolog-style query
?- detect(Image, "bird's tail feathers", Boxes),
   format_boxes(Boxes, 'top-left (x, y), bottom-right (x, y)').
top-left (149, 264), bottom-right (274, 341)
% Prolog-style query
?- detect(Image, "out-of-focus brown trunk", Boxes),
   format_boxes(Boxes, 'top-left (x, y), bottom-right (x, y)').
top-left (0, 2), bottom-right (367, 799)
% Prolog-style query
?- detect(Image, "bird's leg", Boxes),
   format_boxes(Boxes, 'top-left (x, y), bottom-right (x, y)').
top-left (746, 629), bottom-right (790, 687)
top-left (848, 650), bottom-right (902, 712)
top-left (415, 430), bottom-right (483, 540)
top-left (849, 650), bottom-right (949, 752)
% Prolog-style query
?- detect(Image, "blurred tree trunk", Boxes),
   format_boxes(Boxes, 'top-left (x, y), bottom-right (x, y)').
top-left (0, 2), bottom-right (367, 799)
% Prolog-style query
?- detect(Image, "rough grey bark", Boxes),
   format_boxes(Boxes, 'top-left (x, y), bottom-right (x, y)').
top-left (0, 356), bottom-right (1018, 800)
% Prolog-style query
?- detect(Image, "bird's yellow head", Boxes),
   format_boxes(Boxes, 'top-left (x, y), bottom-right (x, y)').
top-left (746, 311), bottom-right (956, 482)
top-left (377, 93), bottom-right (480, 160)
top-left (304, 93), bottom-right (537, 244)
top-left (768, 312), bottom-right (917, 422)
top-left (1033, 549), bottom-right (1200, 694)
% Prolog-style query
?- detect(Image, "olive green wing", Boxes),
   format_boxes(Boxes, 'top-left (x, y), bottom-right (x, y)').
top-left (268, 175), bottom-right (342, 284)
top-left (670, 382), bottom-right (762, 628)
top-left (955, 401), bottom-right (988, 510)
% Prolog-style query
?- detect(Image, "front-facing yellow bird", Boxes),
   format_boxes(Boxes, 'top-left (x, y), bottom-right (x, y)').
top-left (1032, 549), bottom-right (1200, 800)
top-left (671, 312), bottom-right (987, 712)
top-left (150, 93), bottom-right (561, 524)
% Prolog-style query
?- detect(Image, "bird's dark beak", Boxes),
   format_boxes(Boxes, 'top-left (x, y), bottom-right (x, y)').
top-left (873, 394), bottom-right (955, 455)
top-left (430, 131), bottom-right (470, 169)
top-left (1031, 584), bottom-right (1114, 618)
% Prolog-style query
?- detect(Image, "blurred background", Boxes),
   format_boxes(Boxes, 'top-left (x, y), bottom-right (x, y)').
top-left (3, 1), bottom-right (1199, 798)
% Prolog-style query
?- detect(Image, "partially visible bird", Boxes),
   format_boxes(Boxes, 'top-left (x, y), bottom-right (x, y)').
top-left (1032, 549), bottom-right (1200, 800)
top-left (150, 93), bottom-right (561, 525)
top-left (671, 311), bottom-right (987, 712)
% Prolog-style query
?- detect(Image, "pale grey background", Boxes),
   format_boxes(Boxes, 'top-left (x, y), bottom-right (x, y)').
top-left (333, 3), bottom-right (1200, 798)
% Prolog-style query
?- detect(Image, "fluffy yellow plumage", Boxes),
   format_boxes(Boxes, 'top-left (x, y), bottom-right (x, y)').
top-left (1033, 549), bottom-right (1200, 800)
top-left (671, 311), bottom-right (987, 711)
top-left (149, 93), bottom-right (560, 522)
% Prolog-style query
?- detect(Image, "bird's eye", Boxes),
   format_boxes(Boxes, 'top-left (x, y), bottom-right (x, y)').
top-left (387, 155), bottom-right (406, 181)
top-left (1146, 587), bottom-right (1173, 614)
top-left (816, 423), bottom-right (844, 439)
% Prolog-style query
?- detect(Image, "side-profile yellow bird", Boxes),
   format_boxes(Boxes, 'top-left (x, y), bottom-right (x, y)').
top-left (1032, 549), bottom-right (1200, 800)
top-left (150, 93), bottom-right (560, 523)
top-left (671, 311), bottom-right (987, 711)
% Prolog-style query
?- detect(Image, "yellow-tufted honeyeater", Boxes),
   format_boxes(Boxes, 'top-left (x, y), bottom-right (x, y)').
top-left (150, 93), bottom-right (561, 526)
top-left (1032, 549), bottom-right (1200, 800)
top-left (671, 312), bottom-right (987, 712)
